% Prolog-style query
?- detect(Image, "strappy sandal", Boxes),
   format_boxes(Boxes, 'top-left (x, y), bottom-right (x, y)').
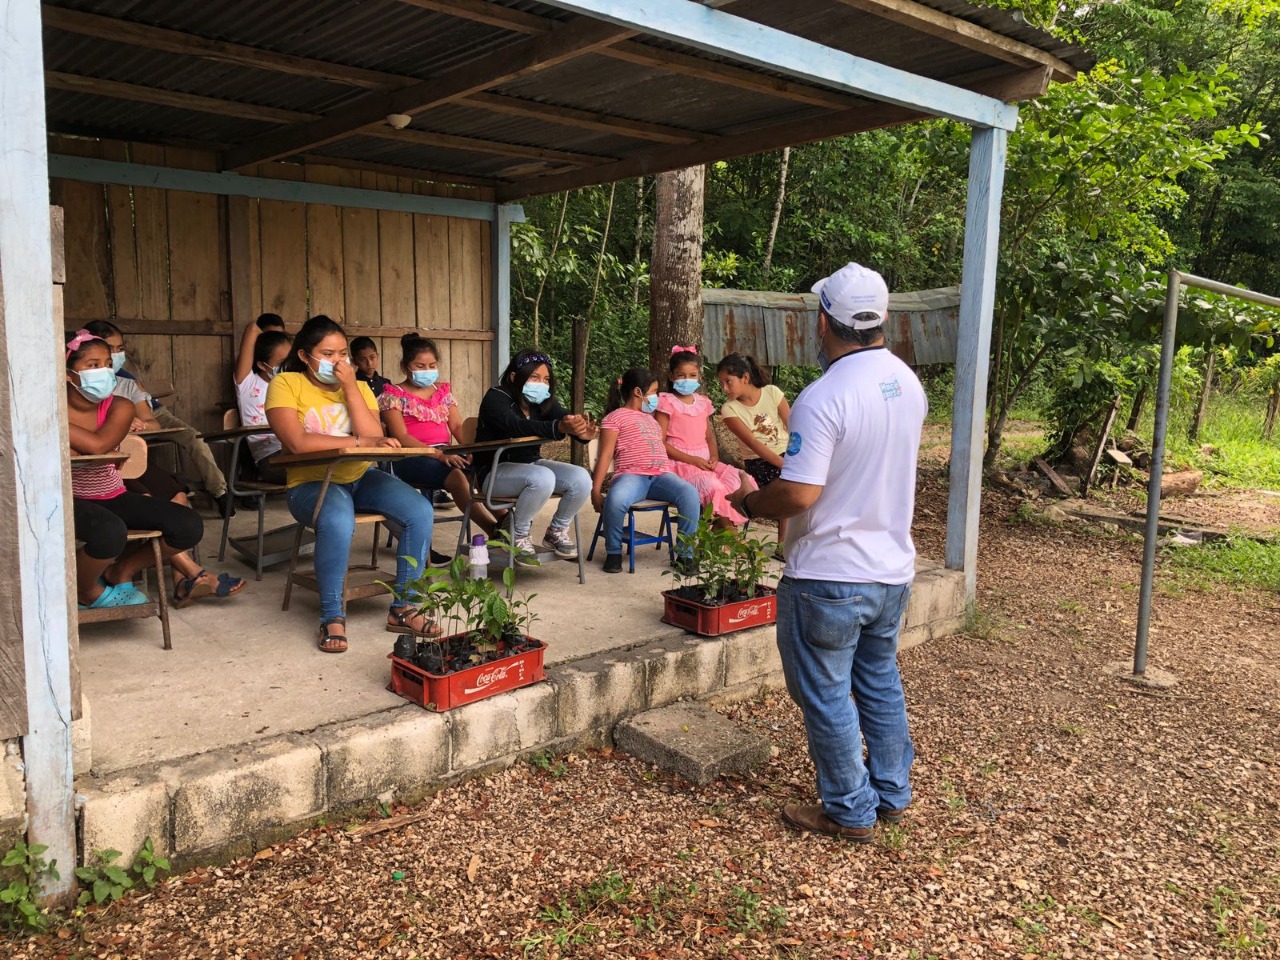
top-left (318, 617), bottom-right (348, 654)
top-left (173, 571), bottom-right (215, 609)
top-left (212, 572), bottom-right (247, 599)
top-left (385, 606), bottom-right (444, 638)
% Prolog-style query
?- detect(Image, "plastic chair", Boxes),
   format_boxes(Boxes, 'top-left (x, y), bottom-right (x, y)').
top-left (583, 438), bottom-right (677, 573)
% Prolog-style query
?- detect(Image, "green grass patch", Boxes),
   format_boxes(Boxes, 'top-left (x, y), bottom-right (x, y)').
top-left (1154, 392), bottom-right (1280, 490)
top-left (1164, 535), bottom-right (1280, 592)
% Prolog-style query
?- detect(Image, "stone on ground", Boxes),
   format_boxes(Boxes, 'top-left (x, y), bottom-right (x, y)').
top-left (614, 702), bottom-right (769, 786)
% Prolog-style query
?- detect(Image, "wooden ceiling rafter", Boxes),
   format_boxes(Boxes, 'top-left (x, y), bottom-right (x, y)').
top-left (830, 0), bottom-right (1077, 80)
top-left (222, 17), bottom-right (638, 170)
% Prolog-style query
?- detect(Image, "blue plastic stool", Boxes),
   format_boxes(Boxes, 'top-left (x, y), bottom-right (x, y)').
top-left (587, 500), bottom-right (676, 573)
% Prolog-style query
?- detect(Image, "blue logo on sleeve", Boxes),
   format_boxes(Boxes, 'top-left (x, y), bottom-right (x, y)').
top-left (786, 431), bottom-right (802, 457)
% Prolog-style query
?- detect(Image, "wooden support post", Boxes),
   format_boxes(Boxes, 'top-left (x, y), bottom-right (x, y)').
top-left (491, 205), bottom-right (517, 381)
top-left (570, 315), bottom-right (588, 467)
top-left (1, 0), bottom-right (76, 902)
top-left (945, 125), bottom-right (1008, 603)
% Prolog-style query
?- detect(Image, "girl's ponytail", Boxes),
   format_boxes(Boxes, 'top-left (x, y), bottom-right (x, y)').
top-left (607, 367), bottom-right (657, 412)
top-left (715, 353), bottom-right (770, 387)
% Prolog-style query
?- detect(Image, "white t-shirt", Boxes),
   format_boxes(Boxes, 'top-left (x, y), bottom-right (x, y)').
top-left (780, 347), bottom-right (926, 585)
top-left (113, 376), bottom-right (153, 409)
top-left (235, 372), bottom-right (281, 463)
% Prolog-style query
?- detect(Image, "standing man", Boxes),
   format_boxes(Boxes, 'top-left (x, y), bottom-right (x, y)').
top-left (728, 262), bottom-right (926, 842)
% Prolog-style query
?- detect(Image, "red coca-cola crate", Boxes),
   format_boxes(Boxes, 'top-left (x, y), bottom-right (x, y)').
top-left (661, 587), bottom-right (777, 637)
top-left (389, 637), bottom-right (546, 711)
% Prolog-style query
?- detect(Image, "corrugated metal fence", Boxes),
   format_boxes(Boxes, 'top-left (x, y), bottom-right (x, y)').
top-left (702, 286), bottom-right (961, 368)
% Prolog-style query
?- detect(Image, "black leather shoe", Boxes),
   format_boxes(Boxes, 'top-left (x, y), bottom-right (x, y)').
top-left (603, 554), bottom-right (623, 574)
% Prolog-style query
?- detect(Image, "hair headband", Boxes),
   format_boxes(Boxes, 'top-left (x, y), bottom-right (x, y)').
top-left (670, 344), bottom-right (698, 356)
top-left (519, 352), bottom-right (553, 369)
top-left (65, 329), bottom-right (103, 360)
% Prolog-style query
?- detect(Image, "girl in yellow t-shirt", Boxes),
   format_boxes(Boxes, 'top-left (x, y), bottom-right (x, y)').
top-left (716, 353), bottom-right (792, 555)
top-left (265, 315), bottom-right (441, 654)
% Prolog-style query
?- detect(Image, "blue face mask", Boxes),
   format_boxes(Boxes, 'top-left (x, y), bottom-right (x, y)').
top-left (672, 378), bottom-right (700, 396)
top-left (522, 381), bottom-right (551, 405)
top-left (411, 369), bottom-right (440, 388)
top-left (311, 355), bottom-right (339, 385)
top-left (818, 351), bottom-right (830, 374)
top-left (269, 365), bottom-right (283, 378)
top-left (110, 351), bottom-right (126, 373)
top-left (75, 366), bottom-right (117, 402)
top-left (642, 394), bottom-right (659, 414)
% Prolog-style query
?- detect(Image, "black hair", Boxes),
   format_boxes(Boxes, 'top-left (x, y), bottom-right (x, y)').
top-left (256, 313), bottom-right (284, 332)
top-left (819, 305), bottom-right (884, 348)
top-left (65, 330), bottom-right (110, 368)
top-left (667, 348), bottom-right (702, 393)
top-left (499, 348), bottom-right (557, 413)
top-left (715, 353), bottom-right (770, 387)
top-left (282, 315), bottom-right (346, 374)
top-left (253, 330), bottom-right (292, 370)
top-left (606, 367), bottom-right (658, 413)
top-left (399, 333), bottom-right (440, 372)
top-left (349, 336), bottom-right (378, 356)
top-left (84, 319), bottom-right (122, 341)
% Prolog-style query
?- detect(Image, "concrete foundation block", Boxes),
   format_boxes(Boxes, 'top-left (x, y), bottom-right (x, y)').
top-left (0, 740), bottom-right (27, 841)
top-left (902, 568), bottom-right (965, 652)
top-left (79, 772), bottom-right (170, 866)
top-left (723, 626), bottom-right (782, 688)
top-left (315, 708), bottom-right (450, 808)
top-left (644, 636), bottom-right (725, 708)
top-left (509, 681), bottom-right (559, 752)
top-left (167, 736), bottom-right (323, 856)
top-left (615, 703), bottom-right (770, 786)
top-left (450, 693), bottom-right (521, 771)
top-left (551, 652), bottom-right (648, 742)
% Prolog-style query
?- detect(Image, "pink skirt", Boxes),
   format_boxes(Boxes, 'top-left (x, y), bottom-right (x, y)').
top-left (669, 459), bottom-right (747, 526)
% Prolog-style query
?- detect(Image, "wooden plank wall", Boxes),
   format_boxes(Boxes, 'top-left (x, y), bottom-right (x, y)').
top-left (50, 136), bottom-right (496, 431)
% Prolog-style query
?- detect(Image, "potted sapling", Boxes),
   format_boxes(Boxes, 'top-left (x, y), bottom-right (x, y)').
top-left (661, 506), bottom-right (778, 637)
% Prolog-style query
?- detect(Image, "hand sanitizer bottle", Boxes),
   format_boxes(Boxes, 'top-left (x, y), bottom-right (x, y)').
top-left (469, 534), bottom-right (490, 580)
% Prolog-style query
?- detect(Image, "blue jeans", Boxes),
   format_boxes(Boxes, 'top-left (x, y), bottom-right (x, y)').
top-left (286, 467), bottom-right (433, 622)
top-left (603, 472), bottom-right (700, 557)
top-left (776, 576), bottom-right (914, 828)
top-left (486, 460), bottom-right (591, 538)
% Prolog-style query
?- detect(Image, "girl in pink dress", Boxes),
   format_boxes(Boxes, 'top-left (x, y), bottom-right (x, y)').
top-left (655, 346), bottom-right (747, 528)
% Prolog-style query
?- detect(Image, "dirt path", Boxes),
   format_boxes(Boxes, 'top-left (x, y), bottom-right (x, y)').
top-left (10, 478), bottom-right (1279, 959)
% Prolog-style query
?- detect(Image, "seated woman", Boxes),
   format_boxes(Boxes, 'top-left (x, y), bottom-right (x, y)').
top-left (66, 330), bottom-right (206, 606)
top-left (472, 349), bottom-right (595, 563)
top-left (73, 499), bottom-right (146, 609)
top-left (378, 333), bottom-right (500, 538)
top-left (234, 319), bottom-right (294, 485)
top-left (265, 315), bottom-right (439, 654)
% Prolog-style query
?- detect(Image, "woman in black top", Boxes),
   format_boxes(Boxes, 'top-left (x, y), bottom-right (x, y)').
top-left (474, 349), bottom-right (595, 562)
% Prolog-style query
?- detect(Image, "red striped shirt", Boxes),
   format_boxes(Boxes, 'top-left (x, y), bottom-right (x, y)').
top-left (601, 407), bottom-right (670, 476)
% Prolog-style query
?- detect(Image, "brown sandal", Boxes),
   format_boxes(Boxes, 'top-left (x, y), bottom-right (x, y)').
top-left (318, 617), bottom-right (348, 654)
top-left (385, 607), bottom-right (444, 638)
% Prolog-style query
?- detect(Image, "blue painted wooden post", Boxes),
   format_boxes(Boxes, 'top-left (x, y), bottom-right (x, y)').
top-left (1, 0), bottom-right (77, 900)
top-left (946, 126), bottom-right (1010, 602)
top-left (491, 205), bottom-right (521, 378)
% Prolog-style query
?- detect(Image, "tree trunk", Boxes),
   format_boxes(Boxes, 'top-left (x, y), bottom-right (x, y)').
top-left (1188, 342), bottom-right (1215, 441)
top-left (1126, 382), bottom-right (1148, 433)
top-left (570, 315), bottom-right (588, 467)
top-left (630, 176), bottom-right (646, 307)
top-left (1264, 383), bottom-right (1279, 440)
top-left (761, 147), bottom-right (790, 281)
top-left (649, 165), bottom-right (706, 374)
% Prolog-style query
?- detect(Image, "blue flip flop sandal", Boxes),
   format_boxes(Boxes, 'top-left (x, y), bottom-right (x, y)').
top-left (79, 581), bottom-right (151, 610)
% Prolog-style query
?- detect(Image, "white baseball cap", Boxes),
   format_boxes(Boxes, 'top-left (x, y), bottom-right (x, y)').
top-left (811, 262), bottom-right (889, 330)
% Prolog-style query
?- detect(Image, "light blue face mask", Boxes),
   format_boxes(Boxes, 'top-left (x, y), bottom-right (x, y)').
top-left (522, 381), bottom-right (551, 405)
top-left (75, 366), bottom-right (117, 402)
top-left (411, 369), bottom-right (440, 388)
top-left (311, 354), bottom-right (339, 385)
top-left (270, 365), bottom-right (283, 378)
top-left (642, 394), bottom-right (659, 414)
top-left (672, 378), bottom-right (700, 396)
top-left (110, 351), bottom-right (126, 373)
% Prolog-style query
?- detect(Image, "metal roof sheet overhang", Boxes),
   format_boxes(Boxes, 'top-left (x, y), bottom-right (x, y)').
top-left (41, 0), bottom-right (1091, 199)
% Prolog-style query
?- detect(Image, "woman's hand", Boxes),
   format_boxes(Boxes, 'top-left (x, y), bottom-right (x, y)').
top-left (438, 452), bottom-right (468, 470)
top-left (332, 356), bottom-right (358, 390)
top-left (591, 489), bottom-right (605, 513)
top-left (371, 436), bottom-right (401, 449)
top-left (130, 417), bottom-right (153, 433)
top-left (693, 456), bottom-right (715, 472)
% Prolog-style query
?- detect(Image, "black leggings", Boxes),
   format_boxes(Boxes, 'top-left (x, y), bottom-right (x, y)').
top-left (90, 492), bottom-right (204, 551)
top-left (73, 499), bottom-right (129, 561)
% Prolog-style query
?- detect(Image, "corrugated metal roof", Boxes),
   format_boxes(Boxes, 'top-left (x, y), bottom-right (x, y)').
top-left (703, 287), bottom-right (962, 367)
top-left (42, 0), bottom-right (1092, 191)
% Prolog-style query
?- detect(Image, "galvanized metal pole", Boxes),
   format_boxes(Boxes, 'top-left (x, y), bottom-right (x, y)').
top-left (1133, 271), bottom-right (1182, 675)
top-left (1133, 271), bottom-right (1280, 676)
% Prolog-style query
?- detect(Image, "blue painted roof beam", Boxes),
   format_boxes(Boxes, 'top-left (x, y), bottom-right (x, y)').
top-left (535, 0), bottom-right (1020, 131)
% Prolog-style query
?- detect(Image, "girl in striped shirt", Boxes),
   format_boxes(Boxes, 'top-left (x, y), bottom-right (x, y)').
top-left (590, 367), bottom-right (701, 574)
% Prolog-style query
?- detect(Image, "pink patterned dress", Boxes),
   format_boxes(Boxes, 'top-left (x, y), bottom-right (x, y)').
top-left (656, 392), bottom-right (745, 525)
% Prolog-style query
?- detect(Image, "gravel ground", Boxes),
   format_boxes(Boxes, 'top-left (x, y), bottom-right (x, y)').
top-left (11, 472), bottom-right (1280, 960)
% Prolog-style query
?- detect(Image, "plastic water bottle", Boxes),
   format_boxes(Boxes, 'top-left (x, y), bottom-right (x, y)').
top-left (469, 534), bottom-right (490, 579)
